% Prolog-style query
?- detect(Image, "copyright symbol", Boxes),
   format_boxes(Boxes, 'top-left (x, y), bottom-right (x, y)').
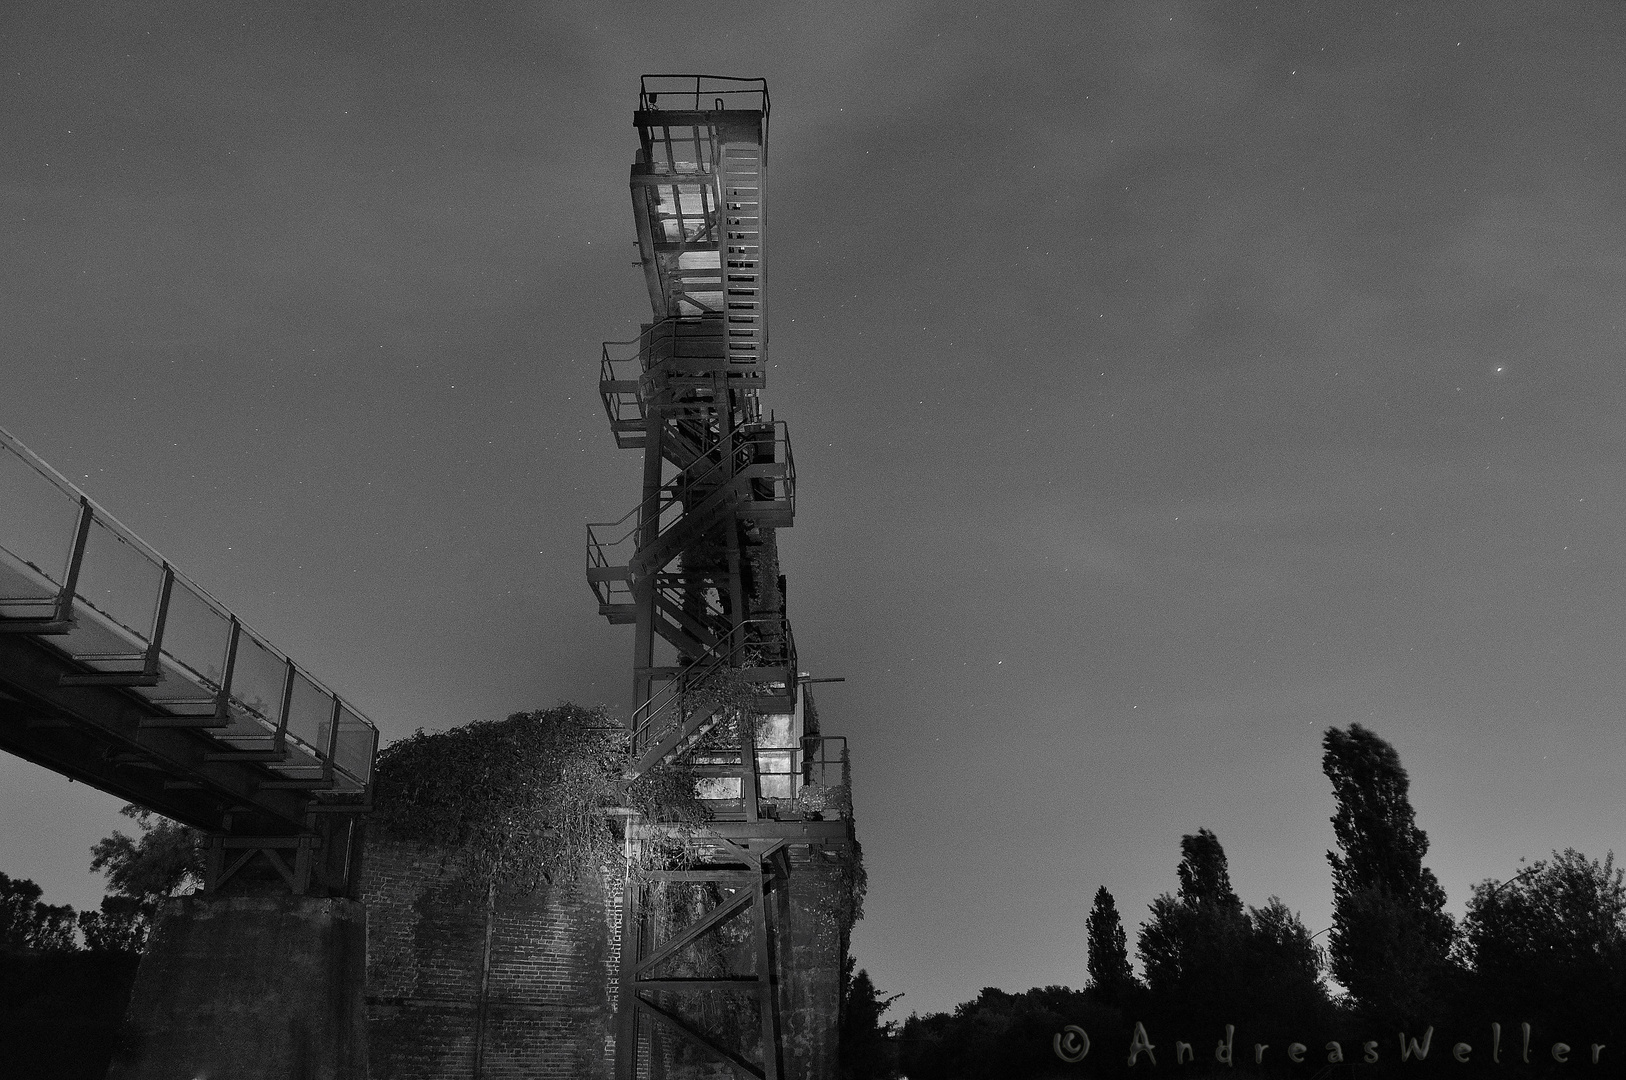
top-left (1054, 1024), bottom-right (1090, 1063)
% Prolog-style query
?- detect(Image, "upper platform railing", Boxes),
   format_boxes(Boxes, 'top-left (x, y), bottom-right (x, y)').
top-left (638, 74), bottom-right (769, 124)
top-left (0, 426), bottom-right (378, 794)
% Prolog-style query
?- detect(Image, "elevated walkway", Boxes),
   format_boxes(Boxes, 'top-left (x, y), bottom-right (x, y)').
top-left (0, 425), bottom-right (377, 881)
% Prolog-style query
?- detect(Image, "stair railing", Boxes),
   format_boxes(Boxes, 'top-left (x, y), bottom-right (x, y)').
top-left (585, 422), bottom-right (783, 579)
top-left (638, 75), bottom-right (769, 124)
top-left (628, 615), bottom-right (796, 758)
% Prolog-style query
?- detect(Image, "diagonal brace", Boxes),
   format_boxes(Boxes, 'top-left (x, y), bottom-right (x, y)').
top-left (633, 994), bottom-right (763, 1080)
top-left (636, 883), bottom-right (754, 976)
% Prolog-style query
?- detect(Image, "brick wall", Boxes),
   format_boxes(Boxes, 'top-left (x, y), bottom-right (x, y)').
top-left (360, 839), bottom-right (620, 1079)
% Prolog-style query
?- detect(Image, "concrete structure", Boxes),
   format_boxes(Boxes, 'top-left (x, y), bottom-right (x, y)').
top-left (107, 895), bottom-right (368, 1080)
top-left (775, 850), bottom-right (845, 1078)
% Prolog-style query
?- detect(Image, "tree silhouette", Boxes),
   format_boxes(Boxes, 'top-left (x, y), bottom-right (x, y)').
top-left (1140, 829), bottom-right (1329, 1043)
top-left (1322, 724), bottom-right (1454, 1023)
top-left (1241, 897), bottom-right (1331, 1037)
top-left (82, 804), bottom-right (205, 954)
top-left (89, 805), bottom-right (203, 904)
top-left (839, 954), bottom-right (902, 1079)
top-left (1464, 849), bottom-right (1626, 1037)
top-left (1178, 828), bottom-right (1242, 912)
top-left (76, 895), bottom-right (150, 954)
top-left (1085, 886), bottom-right (1137, 1006)
top-left (0, 872), bottom-right (77, 951)
top-left (896, 986), bottom-right (1103, 1080)
top-left (1139, 828), bottom-right (1250, 1003)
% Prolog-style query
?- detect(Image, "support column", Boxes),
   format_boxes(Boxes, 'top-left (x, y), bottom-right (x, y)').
top-left (108, 895), bottom-right (368, 1080)
top-left (632, 411), bottom-right (665, 722)
top-left (776, 848), bottom-right (843, 1080)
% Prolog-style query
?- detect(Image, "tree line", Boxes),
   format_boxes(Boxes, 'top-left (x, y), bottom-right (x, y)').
top-left (1, 806), bottom-right (199, 1080)
top-left (846, 724), bottom-right (1626, 1079)
top-left (1, 805), bottom-right (200, 958)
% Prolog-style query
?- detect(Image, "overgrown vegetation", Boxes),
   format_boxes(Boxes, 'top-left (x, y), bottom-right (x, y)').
top-left (370, 703), bottom-right (710, 893)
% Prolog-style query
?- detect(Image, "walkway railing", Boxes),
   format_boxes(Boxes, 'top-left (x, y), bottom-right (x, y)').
top-left (0, 426), bottom-right (379, 793)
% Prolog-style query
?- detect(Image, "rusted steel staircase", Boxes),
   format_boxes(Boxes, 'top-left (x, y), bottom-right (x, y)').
top-left (585, 76), bottom-right (854, 1080)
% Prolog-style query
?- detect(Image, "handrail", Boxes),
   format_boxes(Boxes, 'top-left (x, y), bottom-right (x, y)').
top-left (600, 317), bottom-right (760, 433)
top-left (655, 576), bottom-right (726, 626)
top-left (584, 420), bottom-right (780, 609)
top-left (637, 75), bottom-right (769, 167)
top-left (687, 738), bottom-right (848, 814)
top-left (628, 627), bottom-right (755, 743)
top-left (585, 421), bottom-right (791, 571)
top-left (639, 75), bottom-right (769, 122)
top-left (599, 337), bottom-right (643, 430)
top-left (585, 437), bottom-right (748, 553)
top-left (629, 615), bottom-right (796, 747)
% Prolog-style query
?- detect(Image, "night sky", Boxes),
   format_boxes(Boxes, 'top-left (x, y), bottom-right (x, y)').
top-left (6, 2), bottom-right (1626, 1017)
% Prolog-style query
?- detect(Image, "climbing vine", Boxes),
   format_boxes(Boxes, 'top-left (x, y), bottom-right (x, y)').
top-left (371, 703), bottom-right (707, 895)
top-left (370, 693), bottom-right (866, 945)
top-left (820, 745), bottom-right (866, 936)
top-left (682, 661), bottom-right (771, 755)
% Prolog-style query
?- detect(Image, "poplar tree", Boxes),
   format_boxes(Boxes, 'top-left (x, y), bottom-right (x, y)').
top-left (1139, 829), bottom-right (1249, 998)
top-left (1140, 829), bottom-right (1328, 1033)
top-left (1322, 724), bottom-right (1455, 1021)
top-left (1085, 886), bottom-right (1137, 1005)
top-left (1177, 829), bottom-right (1244, 914)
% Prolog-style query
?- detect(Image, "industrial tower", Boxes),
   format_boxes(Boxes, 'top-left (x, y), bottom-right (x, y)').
top-left (586, 76), bottom-right (857, 1080)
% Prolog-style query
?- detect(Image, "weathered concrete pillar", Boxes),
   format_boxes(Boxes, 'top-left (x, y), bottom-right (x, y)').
top-left (777, 847), bottom-right (843, 1080)
top-left (107, 895), bottom-right (368, 1080)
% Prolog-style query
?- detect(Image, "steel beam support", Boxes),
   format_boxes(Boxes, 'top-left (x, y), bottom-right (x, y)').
top-left (618, 857), bottom-right (783, 1080)
top-left (0, 634), bottom-right (313, 832)
top-left (634, 885), bottom-right (754, 977)
top-left (631, 410), bottom-right (665, 728)
top-left (599, 83), bottom-right (839, 1080)
top-left (752, 873), bottom-right (782, 1080)
top-left (633, 996), bottom-right (762, 1080)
